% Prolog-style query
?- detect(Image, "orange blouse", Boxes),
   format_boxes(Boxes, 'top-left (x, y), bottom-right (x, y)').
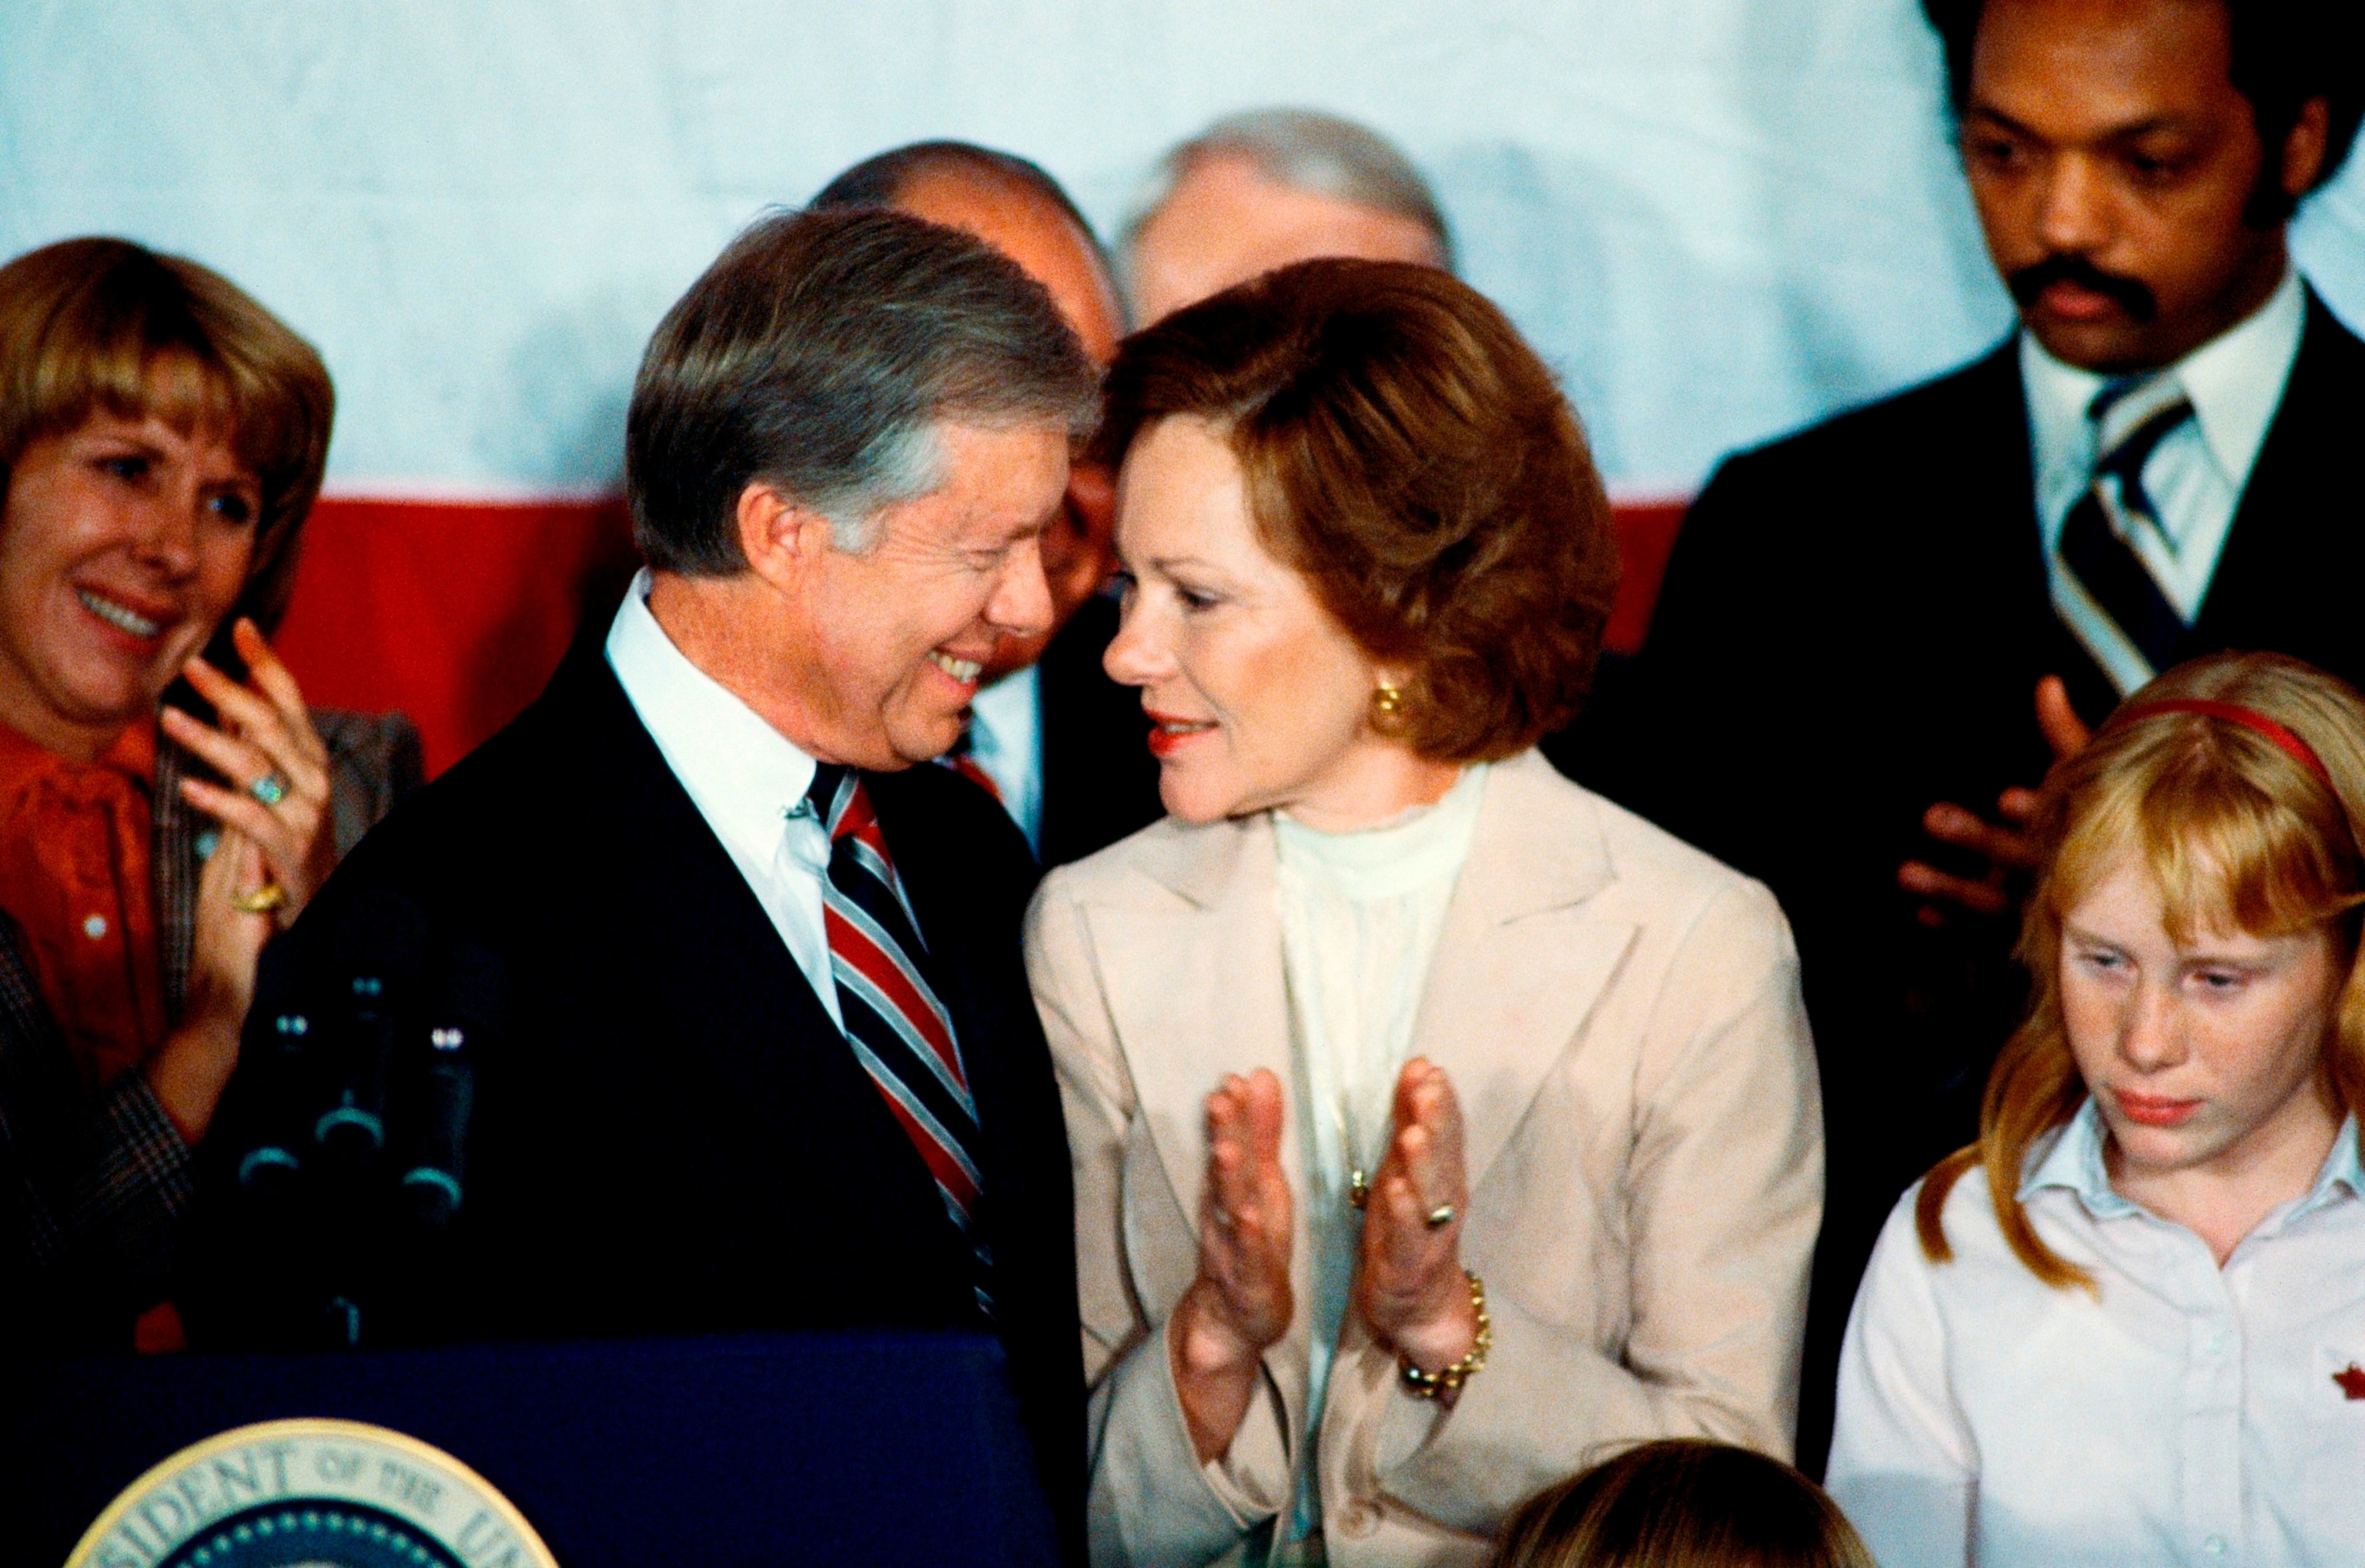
top-left (0, 717), bottom-right (167, 1092)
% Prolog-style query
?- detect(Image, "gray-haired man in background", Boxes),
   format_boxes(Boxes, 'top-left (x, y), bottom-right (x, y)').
top-left (1121, 108), bottom-right (1453, 326)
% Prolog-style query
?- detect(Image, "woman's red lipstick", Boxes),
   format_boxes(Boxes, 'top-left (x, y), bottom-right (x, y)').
top-left (2114, 1089), bottom-right (2203, 1128)
top-left (1144, 708), bottom-right (1215, 759)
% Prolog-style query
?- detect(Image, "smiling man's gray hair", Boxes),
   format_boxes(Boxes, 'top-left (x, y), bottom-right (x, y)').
top-left (627, 206), bottom-right (1102, 570)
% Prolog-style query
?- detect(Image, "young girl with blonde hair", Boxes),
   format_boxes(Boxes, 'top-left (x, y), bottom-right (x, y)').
top-left (1827, 650), bottom-right (2365, 1566)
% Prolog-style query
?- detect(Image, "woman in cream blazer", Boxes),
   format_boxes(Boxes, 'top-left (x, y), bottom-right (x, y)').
top-left (1025, 261), bottom-right (1822, 1568)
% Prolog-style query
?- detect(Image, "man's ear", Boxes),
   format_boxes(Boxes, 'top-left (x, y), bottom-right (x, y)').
top-left (2281, 97), bottom-right (2333, 199)
top-left (734, 481), bottom-right (835, 590)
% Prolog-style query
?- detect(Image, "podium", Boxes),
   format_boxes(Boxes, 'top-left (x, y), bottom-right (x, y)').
top-left (0, 1330), bottom-right (1060, 1568)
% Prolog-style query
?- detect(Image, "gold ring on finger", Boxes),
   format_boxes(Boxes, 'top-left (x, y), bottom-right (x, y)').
top-left (233, 881), bottom-right (289, 914)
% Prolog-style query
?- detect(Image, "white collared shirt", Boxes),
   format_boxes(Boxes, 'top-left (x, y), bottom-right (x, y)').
top-left (1828, 1099), bottom-right (2365, 1567)
top-left (604, 568), bottom-right (841, 1028)
top-left (962, 664), bottom-right (1043, 854)
top-left (2024, 269), bottom-right (2307, 695)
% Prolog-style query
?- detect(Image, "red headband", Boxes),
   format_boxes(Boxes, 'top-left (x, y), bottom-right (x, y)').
top-left (2116, 697), bottom-right (2334, 787)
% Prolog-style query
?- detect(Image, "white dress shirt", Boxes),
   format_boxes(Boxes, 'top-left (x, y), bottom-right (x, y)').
top-left (2024, 268), bottom-right (2306, 696)
top-left (604, 568), bottom-right (841, 1028)
top-left (963, 664), bottom-right (1044, 854)
top-left (1828, 1098), bottom-right (2365, 1567)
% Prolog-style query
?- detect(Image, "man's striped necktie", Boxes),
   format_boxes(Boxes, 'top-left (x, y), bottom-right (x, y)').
top-left (2055, 376), bottom-right (2198, 693)
top-left (805, 763), bottom-right (995, 1317)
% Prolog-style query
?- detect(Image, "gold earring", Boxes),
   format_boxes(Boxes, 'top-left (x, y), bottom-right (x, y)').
top-left (1372, 684), bottom-right (1403, 729)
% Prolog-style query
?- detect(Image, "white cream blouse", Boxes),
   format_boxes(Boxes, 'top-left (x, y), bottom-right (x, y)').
top-left (1271, 762), bottom-right (1489, 1554)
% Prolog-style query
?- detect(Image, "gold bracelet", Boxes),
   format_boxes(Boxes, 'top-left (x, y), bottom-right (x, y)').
top-left (1397, 1270), bottom-right (1490, 1400)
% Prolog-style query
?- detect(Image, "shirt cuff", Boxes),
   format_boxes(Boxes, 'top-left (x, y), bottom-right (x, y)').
top-left (1200, 1362), bottom-right (1291, 1520)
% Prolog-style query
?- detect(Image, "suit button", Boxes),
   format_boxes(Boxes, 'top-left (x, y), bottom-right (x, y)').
top-left (1338, 1501), bottom-right (1380, 1539)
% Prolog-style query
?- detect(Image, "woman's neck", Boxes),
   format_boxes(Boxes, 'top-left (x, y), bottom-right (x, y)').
top-left (2106, 1085), bottom-right (2345, 1267)
top-left (0, 680), bottom-right (125, 764)
top-left (1280, 743), bottom-right (1464, 834)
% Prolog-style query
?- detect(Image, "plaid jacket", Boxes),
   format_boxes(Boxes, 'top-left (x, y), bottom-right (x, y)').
top-left (2, 708), bottom-right (420, 1333)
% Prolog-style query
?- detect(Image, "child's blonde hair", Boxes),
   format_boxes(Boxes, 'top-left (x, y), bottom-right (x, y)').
top-left (1917, 651), bottom-right (2365, 1287)
top-left (1492, 1439), bottom-right (1875, 1568)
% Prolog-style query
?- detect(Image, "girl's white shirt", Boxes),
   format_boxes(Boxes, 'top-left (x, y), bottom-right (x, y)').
top-left (1828, 1098), bottom-right (2365, 1567)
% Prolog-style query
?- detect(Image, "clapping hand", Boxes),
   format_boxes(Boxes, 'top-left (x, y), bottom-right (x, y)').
top-left (142, 619), bottom-right (336, 1144)
top-left (161, 617), bottom-right (337, 925)
top-left (1171, 1068), bottom-right (1295, 1462)
top-left (1355, 1058), bottom-right (1477, 1379)
top-left (1898, 676), bottom-right (2091, 926)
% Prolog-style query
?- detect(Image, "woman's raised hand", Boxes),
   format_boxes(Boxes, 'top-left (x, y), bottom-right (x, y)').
top-left (1356, 1058), bottom-right (1477, 1374)
top-left (161, 617), bottom-right (337, 925)
top-left (143, 826), bottom-right (276, 1143)
top-left (1171, 1068), bottom-right (1295, 1463)
top-left (142, 620), bottom-right (333, 1145)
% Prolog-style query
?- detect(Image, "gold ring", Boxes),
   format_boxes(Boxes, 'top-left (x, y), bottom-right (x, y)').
top-left (232, 882), bottom-right (288, 914)
top-left (1425, 1203), bottom-right (1457, 1231)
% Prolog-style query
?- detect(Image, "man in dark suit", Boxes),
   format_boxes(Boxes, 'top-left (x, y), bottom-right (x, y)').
top-left (1602, 0), bottom-right (2363, 1469)
top-left (812, 144), bottom-right (1164, 868)
top-left (184, 209), bottom-right (1100, 1546)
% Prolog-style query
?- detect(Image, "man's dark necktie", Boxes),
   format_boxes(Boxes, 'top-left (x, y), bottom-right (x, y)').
top-left (2055, 377), bottom-right (2197, 691)
top-left (805, 763), bottom-right (993, 1317)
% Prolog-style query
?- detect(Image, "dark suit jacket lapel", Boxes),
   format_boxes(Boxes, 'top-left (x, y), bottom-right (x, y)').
top-left (530, 650), bottom-right (973, 1314)
top-left (2189, 293), bottom-right (2365, 668)
top-left (1892, 342), bottom-right (2078, 786)
top-left (1035, 594), bottom-right (1162, 868)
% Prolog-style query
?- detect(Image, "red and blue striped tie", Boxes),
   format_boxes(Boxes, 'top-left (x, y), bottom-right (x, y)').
top-left (806, 764), bottom-right (993, 1317)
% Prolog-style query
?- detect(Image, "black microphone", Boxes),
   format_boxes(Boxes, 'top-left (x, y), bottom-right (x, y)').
top-left (313, 887), bottom-right (430, 1175)
top-left (232, 936), bottom-right (322, 1205)
top-left (394, 939), bottom-right (503, 1231)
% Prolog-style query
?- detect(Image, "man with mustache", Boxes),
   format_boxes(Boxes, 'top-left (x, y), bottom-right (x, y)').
top-left (1600, 0), bottom-right (2362, 1471)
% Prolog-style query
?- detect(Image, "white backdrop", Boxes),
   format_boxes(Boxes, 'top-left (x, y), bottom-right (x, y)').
top-left (4, 0), bottom-right (2360, 498)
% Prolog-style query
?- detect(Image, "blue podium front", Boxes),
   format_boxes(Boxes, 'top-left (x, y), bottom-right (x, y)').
top-left (2, 1330), bottom-right (1059, 1568)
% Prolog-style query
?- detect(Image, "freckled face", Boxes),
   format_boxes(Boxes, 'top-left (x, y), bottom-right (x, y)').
top-left (0, 410), bottom-right (259, 757)
top-left (1102, 416), bottom-right (1388, 824)
top-left (2059, 853), bottom-right (2347, 1184)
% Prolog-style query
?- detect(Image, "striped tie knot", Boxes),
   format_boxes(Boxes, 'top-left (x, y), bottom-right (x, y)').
top-left (2052, 373), bottom-right (2199, 697)
top-left (2088, 376), bottom-right (2196, 531)
top-left (802, 761), bottom-right (995, 1316)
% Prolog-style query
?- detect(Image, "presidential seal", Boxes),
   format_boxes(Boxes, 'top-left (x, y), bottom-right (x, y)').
top-left (65, 1419), bottom-right (558, 1568)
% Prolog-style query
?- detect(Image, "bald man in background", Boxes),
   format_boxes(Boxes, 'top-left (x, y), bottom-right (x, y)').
top-left (812, 144), bottom-right (1164, 867)
top-left (1119, 109), bottom-right (1453, 325)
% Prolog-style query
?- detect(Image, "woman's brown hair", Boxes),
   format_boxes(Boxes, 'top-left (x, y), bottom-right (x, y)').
top-left (1493, 1439), bottom-right (1876, 1568)
top-left (0, 236), bottom-right (335, 639)
top-left (1095, 257), bottom-right (1620, 761)
top-left (1916, 651), bottom-right (2365, 1288)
